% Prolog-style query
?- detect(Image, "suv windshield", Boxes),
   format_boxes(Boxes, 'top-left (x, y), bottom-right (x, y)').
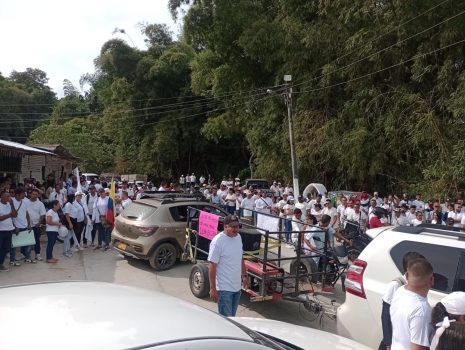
top-left (121, 202), bottom-right (157, 221)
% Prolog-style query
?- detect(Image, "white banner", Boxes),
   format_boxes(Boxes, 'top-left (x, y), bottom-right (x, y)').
top-left (256, 213), bottom-right (281, 239)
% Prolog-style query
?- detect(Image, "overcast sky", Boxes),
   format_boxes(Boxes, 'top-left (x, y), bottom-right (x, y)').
top-left (0, 0), bottom-right (179, 96)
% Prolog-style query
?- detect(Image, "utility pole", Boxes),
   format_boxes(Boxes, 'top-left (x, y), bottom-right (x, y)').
top-left (284, 75), bottom-right (299, 197)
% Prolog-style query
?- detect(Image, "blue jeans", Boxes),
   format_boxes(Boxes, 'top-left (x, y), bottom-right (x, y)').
top-left (0, 230), bottom-right (13, 265)
top-left (285, 218), bottom-right (292, 242)
top-left (46, 231), bottom-right (58, 260)
top-left (218, 290), bottom-right (241, 317)
top-left (32, 226), bottom-right (42, 255)
top-left (95, 223), bottom-right (111, 247)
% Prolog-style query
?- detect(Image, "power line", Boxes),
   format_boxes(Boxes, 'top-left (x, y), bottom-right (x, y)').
top-left (293, 5), bottom-right (465, 90)
top-left (294, 38), bottom-right (465, 95)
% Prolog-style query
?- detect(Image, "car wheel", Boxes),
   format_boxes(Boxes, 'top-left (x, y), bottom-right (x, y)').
top-left (189, 263), bottom-right (210, 298)
top-left (149, 242), bottom-right (177, 271)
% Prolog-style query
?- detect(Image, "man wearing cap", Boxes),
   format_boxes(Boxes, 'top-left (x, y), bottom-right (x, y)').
top-left (208, 215), bottom-right (248, 317)
top-left (255, 190), bottom-right (272, 214)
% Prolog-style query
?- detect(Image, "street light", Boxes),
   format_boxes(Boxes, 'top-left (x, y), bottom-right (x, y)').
top-left (283, 75), bottom-right (299, 197)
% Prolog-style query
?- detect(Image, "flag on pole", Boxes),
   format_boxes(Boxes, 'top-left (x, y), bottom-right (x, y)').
top-left (74, 167), bottom-right (83, 193)
top-left (106, 176), bottom-right (115, 227)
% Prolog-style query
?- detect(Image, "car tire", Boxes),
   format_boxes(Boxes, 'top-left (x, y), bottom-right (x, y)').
top-left (149, 242), bottom-right (177, 271)
top-left (189, 263), bottom-right (210, 298)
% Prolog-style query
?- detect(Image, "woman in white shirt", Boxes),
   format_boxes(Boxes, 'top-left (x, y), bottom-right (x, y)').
top-left (45, 200), bottom-right (62, 263)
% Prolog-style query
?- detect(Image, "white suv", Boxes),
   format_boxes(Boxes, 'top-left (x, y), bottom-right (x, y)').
top-left (337, 224), bottom-right (465, 349)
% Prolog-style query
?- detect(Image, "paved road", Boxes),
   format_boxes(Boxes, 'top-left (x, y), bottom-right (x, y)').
top-left (1, 241), bottom-right (344, 334)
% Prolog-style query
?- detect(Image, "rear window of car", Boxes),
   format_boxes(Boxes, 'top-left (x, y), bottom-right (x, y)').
top-left (121, 202), bottom-right (157, 221)
top-left (390, 241), bottom-right (462, 293)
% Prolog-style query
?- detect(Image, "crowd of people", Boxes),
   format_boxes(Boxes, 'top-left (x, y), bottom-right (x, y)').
top-left (0, 174), bottom-right (147, 271)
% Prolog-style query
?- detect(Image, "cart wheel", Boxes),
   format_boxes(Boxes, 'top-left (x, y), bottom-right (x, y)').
top-left (290, 258), bottom-right (319, 283)
top-left (189, 263), bottom-right (210, 298)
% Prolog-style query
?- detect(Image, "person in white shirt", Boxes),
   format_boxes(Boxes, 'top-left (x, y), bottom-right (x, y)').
top-left (48, 184), bottom-right (66, 206)
top-left (380, 252), bottom-right (426, 350)
top-left (85, 185), bottom-right (98, 246)
top-left (63, 194), bottom-right (78, 256)
top-left (0, 191), bottom-right (16, 271)
top-left (412, 194), bottom-right (425, 212)
top-left (199, 175), bottom-right (205, 185)
top-left (295, 196), bottom-right (309, 222)
top-left (224, 188), bottom-right (237, 215)
top-left (270, 181), bottom-right (280, 198)
top-left (290, 208), bottom-right (304, 247)
top-left (368, 198), bottom-right (378, 221)
top-left (347, 202), bottom-right (368, 232)
top-left (120, 191), bottom-right (132, 211)
top-left (255, 191), bottom-right (272, 214)
top-left (337, 197), bottom-right (349, 226)
top-left (390, 258), bottom-right (434, 350)
top-left (10, 188), bottom-right (33, 265)
top-left (179, 175), bottom-right (186, 188)
top-left (208, 187), bottom-right (224, 206)
top-left (310, 203), bottom-right (323, 223)
top-left (45, 199), bottom-right (62, 264)
top-left (283, 196), bottom-right (295, 243)
top-left (28, 188), bottom-right (46, 261)
top-left (405, 205), bottom-right (417, 225)
top-left (240, 191), bottom-right (255, 220)
top-left (373, 192), bottom-right (383, 206)
top-left (207, 215), bottom-right (248, 317)
top-left (190, 173), bottom-right (196, 186)
top-left (322, 200), bottom-right (338, 228)
top-left (92, 188), bottom-right (111, 251)
top-left (73, 191), bottom-right (89, 248)
top-left (411, 211), bottom-right (424, 227)
top-left (448, 203), bottom-right (464, 229)
top-left (284, 184), bottom-right (293, 195)
top-left (118, 181), bottom-right (134, 199)
top-left (391, 206), bottom-right (410, 227)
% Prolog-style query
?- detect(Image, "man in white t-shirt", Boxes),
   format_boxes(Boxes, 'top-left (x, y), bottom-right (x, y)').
top-left (10, 188), bottom-right (33, 265)
top-left (390, 258), bottom-right (434, 350)
top-left (322, 200), bottom-right (338, 228)
top-left (240, 191), bottom-right (255, 220)
top-left (411, 211), bottom-right (424, 226)
top-left (347, 202), bottom-right (368, 232)
top-left (208, 215), bottom-right (248, 317)
top-left (448, 203), bottom-right (464, 229)
top-left (412, 194), bottom-right (425, 213)
top-left (380, 252), bottom-right (425, 350)
top-left (255, 191), bottom-right (272, 214)
top-left (28, 189), bottom-right (46, 261)
top-left (0, 191), bottom-right (16, 272)
top-left (295, 196), bottom-right (309, 222)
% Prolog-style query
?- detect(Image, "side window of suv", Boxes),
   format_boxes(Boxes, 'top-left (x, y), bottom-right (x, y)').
top-left (169, 205), bottom-right (189, 222)
top-left (390, 241), bottom-right (462, 293)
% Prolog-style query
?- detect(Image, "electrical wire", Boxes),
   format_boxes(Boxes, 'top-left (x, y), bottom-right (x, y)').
top-left (294, 38), bottom-right (465, 95)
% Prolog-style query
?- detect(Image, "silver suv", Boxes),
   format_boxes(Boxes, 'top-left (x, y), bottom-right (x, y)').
top-left (337, 224), bottom-right (465, 349)
top-left (111, 194), bottom-right (226, 271)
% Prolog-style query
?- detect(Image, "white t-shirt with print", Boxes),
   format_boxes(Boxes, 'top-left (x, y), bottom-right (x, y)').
top-left (207, 232), bottom-right (243, 292)
top-left (390, 286), bottom-right (432, 350)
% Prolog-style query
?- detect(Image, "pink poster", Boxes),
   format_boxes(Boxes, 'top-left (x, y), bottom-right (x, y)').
top-left (198, 211), bottom-right (220, 240)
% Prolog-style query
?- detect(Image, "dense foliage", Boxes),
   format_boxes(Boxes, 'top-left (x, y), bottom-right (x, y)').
top-left (10, 0), bottom-right (465, 196)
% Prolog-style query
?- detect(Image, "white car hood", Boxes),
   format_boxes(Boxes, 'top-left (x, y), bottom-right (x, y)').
top-left (231, 317), bottom-right (372, 350)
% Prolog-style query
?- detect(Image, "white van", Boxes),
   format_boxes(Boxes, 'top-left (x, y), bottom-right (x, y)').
top-left (82, 173), bottom-right (99, 184)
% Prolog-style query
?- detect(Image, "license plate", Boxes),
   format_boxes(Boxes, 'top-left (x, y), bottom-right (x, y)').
top-left (117, 242), bottom-right (127, 250)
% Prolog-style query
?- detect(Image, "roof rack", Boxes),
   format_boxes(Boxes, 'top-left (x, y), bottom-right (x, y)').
top-left (392, 224), bottom-right (465, 241)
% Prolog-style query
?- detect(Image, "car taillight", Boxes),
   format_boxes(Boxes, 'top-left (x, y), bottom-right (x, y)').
top-left (345, 259), bottom-right (367, 299)
top-left (137, 226), bottom-right (158, 237)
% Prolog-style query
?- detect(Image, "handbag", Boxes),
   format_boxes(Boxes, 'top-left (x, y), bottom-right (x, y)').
top-left (58, 226), bottom-right (69, 238)
top-left (97, 207), bottom-right (111, 229)
top-left (11, 230), bottom-right (36, 248)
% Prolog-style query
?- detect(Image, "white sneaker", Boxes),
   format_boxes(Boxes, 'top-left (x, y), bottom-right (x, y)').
top-left (36, 255), bottom-right (43, 261)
